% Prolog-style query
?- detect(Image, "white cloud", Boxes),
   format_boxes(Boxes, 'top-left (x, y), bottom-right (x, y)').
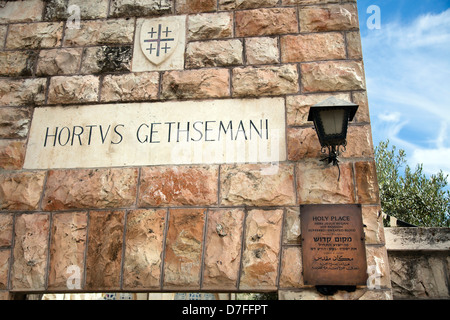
top-left (362, 8), bottom-right (450, 176)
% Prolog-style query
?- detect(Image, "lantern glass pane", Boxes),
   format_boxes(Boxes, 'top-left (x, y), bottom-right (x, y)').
top-left (319, 109), bottom-right (345, 135)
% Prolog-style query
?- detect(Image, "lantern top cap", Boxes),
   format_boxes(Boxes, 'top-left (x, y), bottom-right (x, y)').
top-left (307, 97), bottom-right (359, 121)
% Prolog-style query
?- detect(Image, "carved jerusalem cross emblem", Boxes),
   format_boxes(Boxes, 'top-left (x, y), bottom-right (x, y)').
top-left (140, 20), bottom-right (179, 65)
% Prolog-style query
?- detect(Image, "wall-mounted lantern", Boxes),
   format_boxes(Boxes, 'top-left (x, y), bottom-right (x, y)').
top-left (308, 97), bottom-right (359, 180)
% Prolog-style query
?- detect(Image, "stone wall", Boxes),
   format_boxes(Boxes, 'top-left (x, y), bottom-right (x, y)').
top-left (0, 0), bottom-right (391, 299)
top-left (386, 228), bottom-right (450, 300)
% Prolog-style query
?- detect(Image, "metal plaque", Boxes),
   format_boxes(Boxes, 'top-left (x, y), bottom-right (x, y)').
top-left (300, 204), bottom-right (368, 286)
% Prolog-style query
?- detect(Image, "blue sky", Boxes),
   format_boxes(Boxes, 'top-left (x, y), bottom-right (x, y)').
top-left (357, 0), bottom-right (450, 176)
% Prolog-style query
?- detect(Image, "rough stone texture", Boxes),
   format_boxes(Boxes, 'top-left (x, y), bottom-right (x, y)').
top-left (283, 207), bottom-right (300, 245)
top-left (287, 127), bottom-right (322, 161)
top-left (0, 26), bottom-right (6, 50)
top-left (239, 209), bottom-right (283, 290)
top-left (0, 140), bottom-right (25, 170)
top-left (42, 168), bottom-right (138, 211)
top-left (299, 4), bottom-right (359, 32)
top-left (245, 37), bottom-right (279, 65)
top-left (44, 0), bottom-right (109, 20)
top-left (161, 69), bottom-right (230, 100)
top-left (63, 18), bottom-right (135, 46)
top-left (366, 245), bottom-right (392, 289)
top-left (346, 31), bottom-right (363, 59)
top-left (47, 75), bottom-right (100, 104)
top-left (352, 91), bottom-right (371, 123)
top-left (11, 214), bottom-right (49, 290)
top-left (281, 32), bottom-right (346, 63)
top-left (100, 72), bottom-right (159, 102)
top-left (6, 22), bottom-right (63, 49)
top-left (176, 0), bottom-right (217, 14)
top-left (188, 12), bottom-right (233, 41)
top-left (279, 247), bottom-right (303, 288)
top-left (80, 46), bottom-right (132, 74)
top-left (0, 0), bottom-right (44, 23)
top-left (302, 61), bottom-right (365, 92)
top-left (186, 39), bottom-right (243, 68)
top-left (286, 93), bottom-right (351, 126)
top-left (109, 0), bottom-right (171, 18)
top-left (232, 65), bottom-right (299, 97)
top-left (36, 48), bottom-right (83, 76)
top-left (123, 209), bottom-right (166, 289)
top-left (0, 171), bottom-right (46, 211)
top-left (362, 206), bottom-right (385, 245)
top-left (163, 208), bottom-right (205, 289)
top-left (202, 209), bottom-right (244, 290)
top-left (0, 250), bottom-right (10, 289)
top-left (345, 125), bottom-right (375, 158)
top-left (220, 163), bottom-right (296, 206)
top-left (235, 8), bottom-right (298, 37)
top-left (48, 212), bottom-right (87, 290)
top-left (0, 108), bottom-right (31, 139)
top-left (0, 214), bottom-right (13, 247)
top-left (139, 166), bottom-right (218, 207)
top-left (0, 78), bottom-right (47, 107)
top-left (296, 160), bottom-right (355, 204)
top-left (219, 0), bottom-right (278, 10)
top-left (354, 160), bottom-right (379, 204)
top-left (85, 211), bottom-right (125, 290)
top-left (278, 289), bottom-right (327, 300)
top-left (0, 51), bottom-right (38, 77)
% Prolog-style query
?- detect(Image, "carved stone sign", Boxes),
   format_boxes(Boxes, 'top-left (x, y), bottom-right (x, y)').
top-left (300, 204), bottom-right (368, 286)
top-left (23, 98), bottom-right (286, 169)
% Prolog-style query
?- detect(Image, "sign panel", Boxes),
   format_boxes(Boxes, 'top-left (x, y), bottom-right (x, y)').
top-left (300, 204), bottom-right (368, 286)
top-left (23, 98), bottom-right (286, 169)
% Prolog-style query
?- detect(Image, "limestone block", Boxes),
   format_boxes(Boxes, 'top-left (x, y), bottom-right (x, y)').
top-left (80, 46), bottom-right (132, 74)
top-left (235, 8), bottom-right (298, 37)
top-left (299, 4), bottom-right (359, 32)
top-left (0, 214), bottom-right (13, 247)
top-left (362, 205), bottom-right (385, 245)
top-left (11, 214), bottom-right (50, 290)
top-left (42, 168), bottom-right (138, 211)
top-left (36, 48), bottom-right (83, 76)
top-left (163, 208), bottom-right (205, 289)
top-left (239, 209), bottom-right (283, 290)
top-left (354, 160), bottom-right (380, 204)
top-left (281, 32), bottom-right (346, 63)
top-left (283, 207), bottom-right (301, 245)
top-left (0, 51), bottom-right (37, 77)
top-left (44, 0), bottom-right (109, 20)
top-left (139, 165), bottom-right (218, 207)
top-left (188, 12), bottom-right (233, 40)
top-left (85, 211), bottom-right (125, 290)
top-left (0, 250), bottom-right (9, 289)
top-left (47, 75), bottom-right (100, 104)
top-left (287, 127), bottom-right (322, 161)
top-left (0, 78), bottom-right (47, 107)
top-left (232, 65), bottom-right (299, 97)
top-left (0, 108), bottom-right (32, 139)
top-left (63, 18), bottom-right (135, 46)
top-left (0, 171), bottom-right (46, 211)
top-left (301, 61), bottom-right (365, 92)
top-left (109, 0), bottom-right (171, 18)
top-left (296, 160), bottom-right (355, 204)
top-left (352, 91), bottom-right (371, 123)
top-left (346, 31), bottom-right (363, 59)
top-left (0, 0), bottom-right (44, 23)
top-left (185, 39), bottom-right (243, 68)
top-left (245, 37), bottom-right (279, 65)
top-left (366, 245), bottom-right (391, 289)
top-left (100, 72), bottom-right (159, 102)
top-left (202, 209), bottom-right (245, 290)
top-left (176, 0), bottom-right (217, 14)
top-left (0, 140), bottom-right (25, 170)
top-left (123, 209), bottom-right (166, 289)
top-left (6, 22), bottom-right (64, 49)
top-left (220, 163), bottom-right (296, 206)
top-left (161, 69), bottom-right (230, 100)
top-left (48, 212), bottom-right (87, 290)
top-left (279, 247), bottom-right (303, 288)
top-left (286, 93), bottom-right (350, 126)
top-left (219, 0), bottom-right (279, 10)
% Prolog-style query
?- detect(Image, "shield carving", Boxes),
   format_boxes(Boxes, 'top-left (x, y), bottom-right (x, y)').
top-left (140, 19), bottom-right (179, 65)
